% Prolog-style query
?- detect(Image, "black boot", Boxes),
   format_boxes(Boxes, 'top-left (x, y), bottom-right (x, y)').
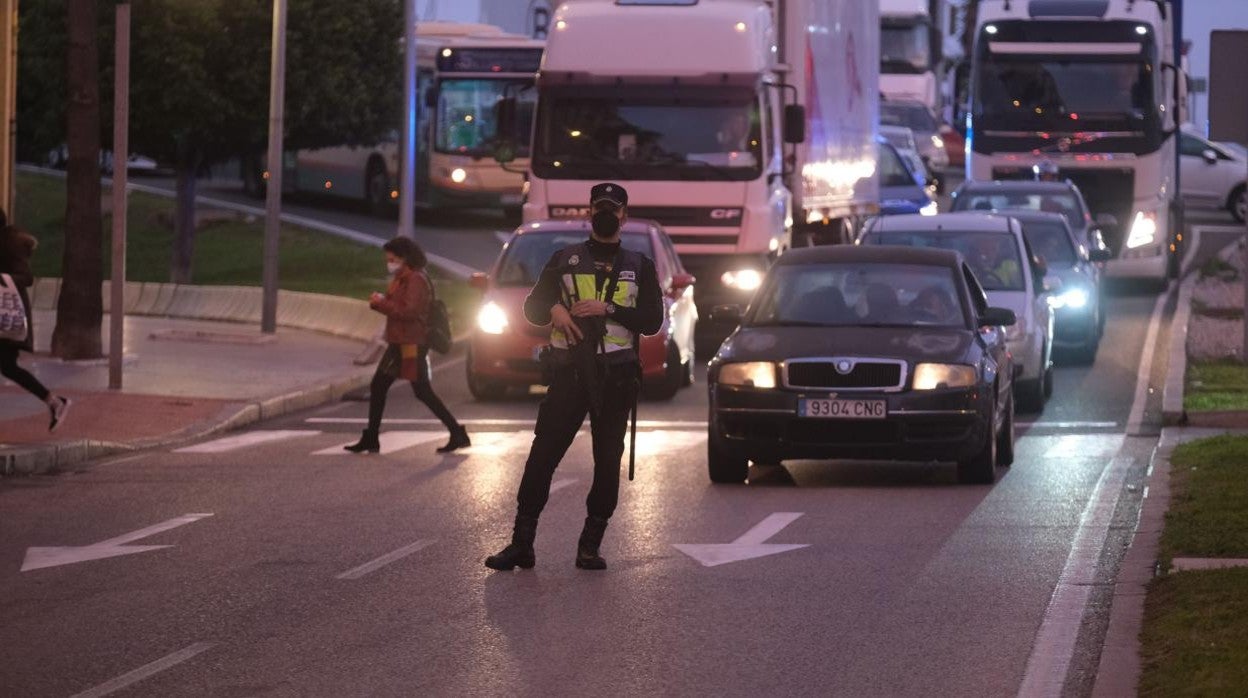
top-left (575, 516), bottom-right (609, 570)
top-left (485, 514), bottom-right (538, 570)
top-left (343, 429), bottom-right (380, 454)
top-left (437, 425), bottom-right (471, 453)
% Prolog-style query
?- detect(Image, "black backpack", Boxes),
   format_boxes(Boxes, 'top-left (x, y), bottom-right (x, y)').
top-left (424, 273), bottom-right (453, 354)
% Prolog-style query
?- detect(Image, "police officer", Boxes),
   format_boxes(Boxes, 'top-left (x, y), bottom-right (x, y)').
top-left (485, 183), bottom-right (663, 571)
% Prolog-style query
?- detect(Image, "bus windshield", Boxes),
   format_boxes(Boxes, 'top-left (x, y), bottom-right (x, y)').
top-left (532, 86), bottom-right (763, 181)
top-left (435, 78), bottom-right (536, 157)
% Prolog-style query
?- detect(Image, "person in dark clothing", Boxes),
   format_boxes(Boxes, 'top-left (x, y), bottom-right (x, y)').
top-left (344, 236), bottom-right (469, 455)
top-left (486, 182), bottom-right (664, 572)
top-left (0, 224), bottom-right (71, 430)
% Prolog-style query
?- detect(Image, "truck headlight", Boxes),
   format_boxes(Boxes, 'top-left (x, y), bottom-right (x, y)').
top-left (1126, 211), bottom-right (1157, 249)
top-left (718, 362), bottom-right (776, 389)
top-left (920, 201), bottom-right (939, 216)
top-left (912, 363), bottom-right (977, 390)
top-left (1048, 287), bottom-right (1089, 310)
top-left (721, 269), bottom-right (763, 291)
top-left (476, 301), bottom-right (508, 335)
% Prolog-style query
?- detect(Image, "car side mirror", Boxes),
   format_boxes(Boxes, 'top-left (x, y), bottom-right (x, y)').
top-left (783, 104), bottom-right (806, 144)
top-left (979, 306), bottom-right (1016, 327)
top-left (1089, 247), bottom-right (1112, 263)
top-left (671, 272), bottom-right (696, 291)
top-left (469, 272), bottom-right (489, 291)
top-left (709, 304), bottom-right (742, 324)
top-left (1201, 148), bottom-right (1219, 165)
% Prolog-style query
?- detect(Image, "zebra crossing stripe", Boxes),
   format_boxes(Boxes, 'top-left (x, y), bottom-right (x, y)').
top-left (173, 430), bottom-right (321, 454)
top-left (313, 431), bottom-right (447, 456)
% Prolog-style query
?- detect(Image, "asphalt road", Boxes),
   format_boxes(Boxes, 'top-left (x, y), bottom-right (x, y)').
top-left (1, 203), bottom-right (1242, 696)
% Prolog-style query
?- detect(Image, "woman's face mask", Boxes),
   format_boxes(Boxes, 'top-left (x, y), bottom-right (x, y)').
top-left (386, 261), bottom-right (403, 276)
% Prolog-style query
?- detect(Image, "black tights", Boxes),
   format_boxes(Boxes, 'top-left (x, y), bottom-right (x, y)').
top-left (0, 344), bottom-right (50, 402)
top-left (367, 345), bottom-right (459, 432)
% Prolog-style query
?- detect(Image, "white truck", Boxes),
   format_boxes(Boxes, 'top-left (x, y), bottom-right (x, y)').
top-left (502, 0), bottom-right (878, 341)
top-left (966, 0), bottom-right (1187, 282)
top-left (880, 0), bottom-right (940, 109)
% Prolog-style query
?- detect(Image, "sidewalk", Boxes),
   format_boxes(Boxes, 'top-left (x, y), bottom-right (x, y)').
top-left (1, 310), bottom-right (375, 475)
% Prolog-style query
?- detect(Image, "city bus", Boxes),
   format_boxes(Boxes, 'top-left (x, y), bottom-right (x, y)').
top-left (244, 22), bottom-right (542, 217)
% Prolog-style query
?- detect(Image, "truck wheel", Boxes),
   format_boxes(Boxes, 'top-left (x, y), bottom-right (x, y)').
top-left (708, 434), bottom-right (748, 484)
top-left (958, 405), bottom-right (998, 484)
top-left (642, 341), bottom-right (683, 401)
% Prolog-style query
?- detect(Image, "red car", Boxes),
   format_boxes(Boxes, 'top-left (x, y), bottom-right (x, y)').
top-left (467, 219), bottom-right (698, 401)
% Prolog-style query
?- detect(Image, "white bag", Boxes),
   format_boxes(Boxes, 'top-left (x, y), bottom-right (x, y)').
top-left (0, 273), bottom-right (29, 342)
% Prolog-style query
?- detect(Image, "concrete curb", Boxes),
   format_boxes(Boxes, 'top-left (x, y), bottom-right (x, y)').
top-left (0, 367), bottom-right (375, 477)
top-left (1161, 274), bottom-right (1196, 425)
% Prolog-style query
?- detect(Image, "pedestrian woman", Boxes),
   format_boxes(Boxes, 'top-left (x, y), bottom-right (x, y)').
top-left (345, 236), bottom-right (469, 454)
top-left (0, 223), bottom-right (71, 430)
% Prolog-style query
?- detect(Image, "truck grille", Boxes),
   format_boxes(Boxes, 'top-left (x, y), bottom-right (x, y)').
top-left (783, 358), bottom-right (906, 391)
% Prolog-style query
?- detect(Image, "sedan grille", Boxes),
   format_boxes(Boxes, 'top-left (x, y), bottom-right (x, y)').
top-left (784, 359), bottom-right (906, 391)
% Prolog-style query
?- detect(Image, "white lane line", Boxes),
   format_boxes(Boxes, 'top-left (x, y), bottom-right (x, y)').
top-left (313, 431), bottom-right (446, 456)
top-left (304, 417), bottom-right (710, 428)
top-left (632, 430), bottom-right (707, 458)
top-left (1126, 285), bottom-right (1172, 435)
top-left (550, 478), bottom-right (576, 494)
top-left (70, 642), bottom-right (216, 698)
top-left (1182, 226), bottom-right (1202, 275)
top-left (1017, 421), bottom-right (1119, 430)
top-left (174, 430), bottom-right (320, 454)
top-left (1017, 450), bottom-right (1134, 698)
top-left (1042, 434), bottom-right (1126, 460)
top-left (336, 540), bottom-right (435, 580)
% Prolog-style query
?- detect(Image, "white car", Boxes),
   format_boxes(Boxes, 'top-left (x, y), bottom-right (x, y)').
top-left (1180, 128), bottom-right (1247, 223)
top-left (858, 212), bottom-right (1055, 412)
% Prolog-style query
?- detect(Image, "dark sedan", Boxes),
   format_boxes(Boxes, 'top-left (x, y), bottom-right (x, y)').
top-left (706, 245), bottom-right (1017, 485)
top-left (1008, 210), bottom-right (1111, 362)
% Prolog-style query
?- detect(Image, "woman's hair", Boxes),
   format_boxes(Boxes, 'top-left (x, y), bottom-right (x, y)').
top-left (1, 225), bottom-right (37, 256)
top-left (382, 236), bottom-right (426, 269)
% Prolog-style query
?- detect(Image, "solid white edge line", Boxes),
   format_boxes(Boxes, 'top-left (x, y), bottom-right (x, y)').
top-left (70, 642), bottom-right (216, 698)
top-left (304, 417), bottom-right (711, 428)
top-left (1017, 451), bottom-right (1134, 698)
top-left (1125, 285), bottom-right (1172, 434)
top-left (336, 540), bottom-right (435, 580)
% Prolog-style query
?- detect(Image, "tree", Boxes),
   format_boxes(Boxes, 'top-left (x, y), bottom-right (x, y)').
top-left (51, 0), bottom-right (104, 360)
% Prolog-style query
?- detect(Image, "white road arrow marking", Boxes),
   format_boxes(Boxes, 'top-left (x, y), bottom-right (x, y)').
top-left (21, 513), bottom-right (214, 572)
top-left (674, 512), bottom-right (810, 567)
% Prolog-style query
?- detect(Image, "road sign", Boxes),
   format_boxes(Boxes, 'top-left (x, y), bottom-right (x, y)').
top-left (674, 512), bottom-right (810, 567)
top-left (21, 513), bottom-right (213, 572)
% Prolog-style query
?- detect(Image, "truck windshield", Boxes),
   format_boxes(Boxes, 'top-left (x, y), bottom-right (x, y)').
top-left (975, 58), bottom-right (1154, 133)
top-left (435, 78), bottom-right (536, 157)
top-left (532, 87), bottom-right (763, 181)
top-left (881, 21), bottom-right (931, 74)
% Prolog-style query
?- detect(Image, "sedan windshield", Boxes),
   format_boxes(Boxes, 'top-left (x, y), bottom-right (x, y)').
top-left (864, 231), bottom-right (1025, 291)
top-left (952, 191), bottom-right (1084, 230)
top-left (1019, 219), bottom-right (1078, 266)
top-left (495, 232), bottom-right (653, 287)
top-left (749, 263), bottom-right (966, 328)
top-left (880, 103), bottom-right (938, 133)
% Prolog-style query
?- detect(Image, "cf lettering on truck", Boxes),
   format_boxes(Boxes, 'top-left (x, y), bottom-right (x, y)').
top-left (496, 0), bottom-right (879, 348)
top-left (967, 0), bottom-right (1187, 282)
top-left (244, 23), bottom-right (542, 218)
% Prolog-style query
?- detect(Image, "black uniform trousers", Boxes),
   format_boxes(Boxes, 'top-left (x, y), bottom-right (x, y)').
top-left (516, 362), bottom-right (637, 520)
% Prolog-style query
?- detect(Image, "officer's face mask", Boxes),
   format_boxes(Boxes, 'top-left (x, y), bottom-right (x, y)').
top-left (591, 208), bottom-right (622, 238)
top-left (386, 261), bottom-right (403, 276)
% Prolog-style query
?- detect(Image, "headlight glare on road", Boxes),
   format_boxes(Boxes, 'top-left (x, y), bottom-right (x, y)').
top-left (721, 269), bottom-right (763, 292)
top-left (1126, 211), bottom-right (1157, 249)
top-left (476, 301), bottom-right (508, 335)
top-left (912, 363), bottom-right (977, 390)
top-left (1048, 287), bottom-right (1089, 310)
top-left (920, 200), bottom-right (939, 216)
top-left (718, 362), bottom-right (776, 389)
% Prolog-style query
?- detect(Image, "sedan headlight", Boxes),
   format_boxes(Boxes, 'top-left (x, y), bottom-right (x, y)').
top-left (913, 363), bottom-right (977, 390)
top-left (721, 269), bottom-right (763, 291)
top-left (1126, 211), bottom-right (1157, 249)
top-left (718, 362), bottom-right (776, 389)
top-left (1048, 286), bottom-right (1090, 310)
top-left (476, 301), bottom-right (508, 335)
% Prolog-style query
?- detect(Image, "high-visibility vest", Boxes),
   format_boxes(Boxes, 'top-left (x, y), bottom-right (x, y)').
top-left (549, 243), bottom-right (643, 357)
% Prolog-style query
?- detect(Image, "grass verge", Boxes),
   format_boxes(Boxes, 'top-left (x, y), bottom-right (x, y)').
top-left (14, 171), bottom-right (478, 333)
top-left (1185, 361), bottom-right (1248, 412)
top-left (1139, 435), bottom-right (1248, 696)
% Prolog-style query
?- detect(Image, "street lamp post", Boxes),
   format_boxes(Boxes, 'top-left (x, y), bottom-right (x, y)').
top-left (398, 0), bottom-right (417, 239)
top-left (261, 0), bottom-right (287, 334)
top-left (108, 2), bottom-right (130, 389)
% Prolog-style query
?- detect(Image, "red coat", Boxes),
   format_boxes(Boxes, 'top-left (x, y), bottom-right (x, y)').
top-left (370, 265), bottom-right (431, 345)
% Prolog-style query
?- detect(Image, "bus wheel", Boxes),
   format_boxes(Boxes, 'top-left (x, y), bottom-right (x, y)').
top-left (365, 160), bottom-right (392, 217)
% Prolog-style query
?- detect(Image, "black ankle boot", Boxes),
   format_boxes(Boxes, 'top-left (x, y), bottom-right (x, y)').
top-left (343, 429), bottom-right (380, 454)
top-left (485, 515), bottom-right (538, 570)
top-left (575, 516), bottom-right (609, 570)
top-left (437, 426), bottom-right (471, 453)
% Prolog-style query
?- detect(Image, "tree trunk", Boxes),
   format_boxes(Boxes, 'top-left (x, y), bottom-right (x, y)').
top-left (169, 162), bottom-right (197, 284)
top-left (51, 0), bottom-right (103, 360)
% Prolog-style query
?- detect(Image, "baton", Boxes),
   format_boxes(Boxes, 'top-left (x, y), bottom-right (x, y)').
top-left (628, 392), bottom-right (638, 481)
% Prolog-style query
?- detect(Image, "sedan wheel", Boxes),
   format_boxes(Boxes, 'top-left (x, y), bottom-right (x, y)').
top-left (996, 393), bottom-right (1015, 467)
top-left (957, 406), bottom-right (998, 484)
top-left (1017, 376), bottom-right (1046, 413)
top-left (1232, 185), bottom-right (1247, 224)
top-left (707, 433), bottom-right (748, 484)
top-left (466, 350), bottom-right (506, 402)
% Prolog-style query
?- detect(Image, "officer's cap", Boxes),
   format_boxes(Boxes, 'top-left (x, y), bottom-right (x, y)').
top-left (590, 182), bottom-right (628, 208)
